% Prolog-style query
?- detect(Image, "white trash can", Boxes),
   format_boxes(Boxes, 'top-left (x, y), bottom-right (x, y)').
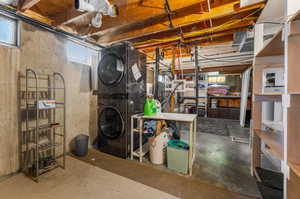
top-left (149, 132), bottom-right (169, 165)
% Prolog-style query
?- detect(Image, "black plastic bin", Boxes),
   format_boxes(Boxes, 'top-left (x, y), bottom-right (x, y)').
top-left (74, 135), bottom-right (89, 157)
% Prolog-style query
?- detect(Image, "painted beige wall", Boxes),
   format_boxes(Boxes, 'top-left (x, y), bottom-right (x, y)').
top-left (0, 46), bottom-right (20, 176)
top-left (0, 22), bottom-right (97, 176)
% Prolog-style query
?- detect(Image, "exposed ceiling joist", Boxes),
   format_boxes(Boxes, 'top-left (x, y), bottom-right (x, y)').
top-left (145, 47), bottom-right (192, 59)
top-left (53, 7), bottom-right (87, 26)
top-left (84, 0), bottom-right (224, 37)
top-left (134, 17), bottom-right (255, 49)
top-left (11, 0), bottom-right (266, 52)
top-left (20, 0), bottom-right (41, 11)
top-left (90, 0), bottom-right (263, 44)
top-left (139, 27), bottom-right (245, 52)
top-left (22, 9), bottom-right (53, 25)
top-left (174, 64), bottom-right (251, 74)
top-left (54, 0), bottom-right (206, 28)
top-left (143, 34), bottom-right (235, 60)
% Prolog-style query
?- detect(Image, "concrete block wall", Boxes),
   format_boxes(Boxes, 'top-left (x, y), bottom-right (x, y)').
top-left (0, 21), bottom-right (97, 177)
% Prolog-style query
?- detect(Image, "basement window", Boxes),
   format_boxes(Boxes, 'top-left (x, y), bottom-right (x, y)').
top-left (66, 41), bottom-right (99, 66)
top-left (208, 76), bottom-right (226, 84)
top-left (0, 14), bottom-right (19, 47)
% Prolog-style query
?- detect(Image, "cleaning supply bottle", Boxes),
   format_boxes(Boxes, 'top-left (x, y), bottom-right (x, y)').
top-left (144, 96), bottom-right (157, 116)
top-left (144, 98), bottom-right (153, 116)
top-left (151, 99), bottom-right (157, 114)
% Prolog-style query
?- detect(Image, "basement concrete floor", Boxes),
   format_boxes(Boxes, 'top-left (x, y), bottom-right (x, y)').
top-left (74, 118), bottom-right (263, 199)
top-left (188, 118), bottom-right (259, 197)
top-left (0, 157), bottom-right (179, 199)
top-left (75, 150), bottom-right (256, 199)
top-left (143, 118), bottom-right (261, 197)
top-left (76, 118), bottom-right (270, 198)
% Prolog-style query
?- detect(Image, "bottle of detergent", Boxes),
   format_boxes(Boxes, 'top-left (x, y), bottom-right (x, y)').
top-left (151, 99), bottom-right (157, 114)
top-left (144, 96), bottom-right (157, 116)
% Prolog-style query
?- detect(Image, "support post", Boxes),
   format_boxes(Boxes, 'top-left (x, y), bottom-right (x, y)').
top-left (194, 46), bottom-right (200, 116)
top-left (154, 47), bottom-right (160, 99)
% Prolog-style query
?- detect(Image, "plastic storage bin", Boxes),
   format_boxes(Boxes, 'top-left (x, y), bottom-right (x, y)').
top-left (167, 140), bottom-right (189, 174)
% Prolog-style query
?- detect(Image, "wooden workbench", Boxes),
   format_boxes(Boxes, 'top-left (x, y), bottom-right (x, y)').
top-left (131, 112), bottom-right (197, 176)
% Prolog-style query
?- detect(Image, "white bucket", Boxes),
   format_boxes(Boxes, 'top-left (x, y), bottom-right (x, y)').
top-left (149, 132), bottom-right (169, 165)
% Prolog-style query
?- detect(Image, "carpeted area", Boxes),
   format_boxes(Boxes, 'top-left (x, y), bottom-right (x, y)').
top-left (74, 149), bottom-right (258, 199)
top-left (0, 156), bottom-right (179, 199)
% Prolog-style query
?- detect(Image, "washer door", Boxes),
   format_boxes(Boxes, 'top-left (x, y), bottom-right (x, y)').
top-left (98, 53), bottom-right (125, 86)
top-left (99, 107), bottom-right (124, 140)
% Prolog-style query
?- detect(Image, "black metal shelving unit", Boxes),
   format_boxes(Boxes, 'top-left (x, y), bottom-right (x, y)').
top-left (20, 68), bottom-right (66, 182)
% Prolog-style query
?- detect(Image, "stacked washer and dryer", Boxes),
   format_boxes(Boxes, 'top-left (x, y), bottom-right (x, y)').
top-left (97, 43), bottom-right (147, 158)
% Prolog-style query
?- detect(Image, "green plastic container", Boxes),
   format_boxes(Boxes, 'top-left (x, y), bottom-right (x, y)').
top-left (151, 99), bottom-right (157, 114)
top-left (167, 140), bottom-right (189, 174)
top-left (144, 98), bottom-right (157, 116)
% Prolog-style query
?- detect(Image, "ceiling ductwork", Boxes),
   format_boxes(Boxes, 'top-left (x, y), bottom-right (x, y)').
top-left (233, 31), bottom-right (254, 52)
top-left (74, 0), bottom-right (118, 28)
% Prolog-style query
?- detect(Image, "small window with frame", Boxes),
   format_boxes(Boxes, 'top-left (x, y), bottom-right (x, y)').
top-left (0, 14), bottom-right (19, 47)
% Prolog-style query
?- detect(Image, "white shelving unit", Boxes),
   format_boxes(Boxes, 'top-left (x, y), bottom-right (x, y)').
top-left (252, 9), bottom-right (300, 199)
top-left (183, 73), bottom-right (208, 116)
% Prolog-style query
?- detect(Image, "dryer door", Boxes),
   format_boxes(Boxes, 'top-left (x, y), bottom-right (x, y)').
top-left (98, 53), bottom-right (125, 86)
top-left (99, 107), bottom-right (124, 140)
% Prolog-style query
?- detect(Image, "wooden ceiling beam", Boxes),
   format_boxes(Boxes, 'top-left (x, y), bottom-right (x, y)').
top-left (129, 10), bottom-right (257, 43)
top-left (144, 34), bottom-right (235, 60)
top-left (146, 48), bottom-right (192, 59)
top-left (142, 34), bottom-right (233, 55)
top-left (201, 65), bottom-right (251, 73)
top-left (174, 64), bottom-right (251, 74)
top-left (133, 17), bottom-right (254, 49)
top-left (53, 7), bottom-right (87, 26)
top-left (85, 0), bottom-right (230, 37)
top-left (20, 0), bottom-right (41, 11)
top-left (138, 29), bottom-right (239, 52)
top-left (92, 1), bottom-right (263, 43)
top-left (54, 0), bottom-right (206, 27)
top-left (22, 9), bottom-right (53, 25)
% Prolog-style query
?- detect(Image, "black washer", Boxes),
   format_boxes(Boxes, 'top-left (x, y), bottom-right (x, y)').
top-left (99, 107), bottom-right (124, 140)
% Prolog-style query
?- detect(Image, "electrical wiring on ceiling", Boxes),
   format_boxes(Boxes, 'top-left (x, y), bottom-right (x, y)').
top-left (134, 6), bottom-right (264, 47)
